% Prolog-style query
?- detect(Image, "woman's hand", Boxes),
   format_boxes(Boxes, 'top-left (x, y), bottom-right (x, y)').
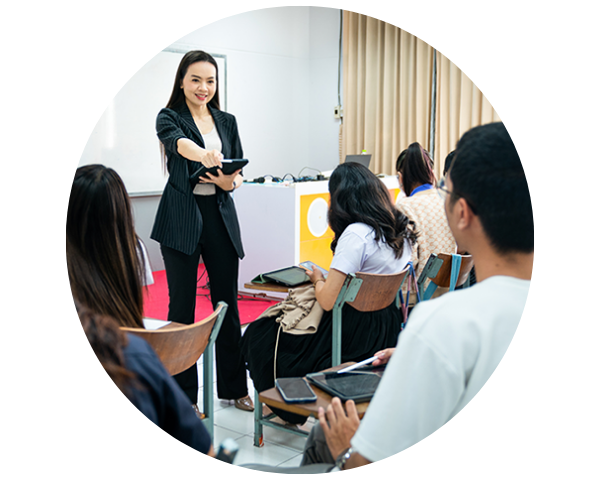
top-left (200, 169), bottom-right (242, 191)
top-left (372, 348), bottom-right (395, 366)
top-left (308, 268), bottom-right (347, 312)
top-left (176, 139), bottom-right (223, 167)
top-left (305, 267), bottom-right (324, 285)
top-left (201, 149), bottom-right (223, 168)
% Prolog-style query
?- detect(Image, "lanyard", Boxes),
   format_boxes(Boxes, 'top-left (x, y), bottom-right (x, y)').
top-left (410, 183), bottom-right (434, 196)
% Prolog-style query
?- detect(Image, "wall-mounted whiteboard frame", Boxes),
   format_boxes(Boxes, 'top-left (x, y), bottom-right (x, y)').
top-left (78, 48), bottom-right (228, 197)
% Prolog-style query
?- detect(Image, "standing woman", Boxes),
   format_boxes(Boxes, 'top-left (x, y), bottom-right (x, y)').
top-left (151, 51), bottom-right (252, 413)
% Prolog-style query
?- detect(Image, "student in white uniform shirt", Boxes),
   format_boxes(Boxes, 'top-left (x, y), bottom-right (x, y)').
top-left (243, 121), bottom-right (533, 472)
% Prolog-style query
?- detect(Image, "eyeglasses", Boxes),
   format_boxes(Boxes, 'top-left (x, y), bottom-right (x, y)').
top-left (437, 177), bottom-right (478, 214)
top-left (436, 177), bottom-right (451, 202)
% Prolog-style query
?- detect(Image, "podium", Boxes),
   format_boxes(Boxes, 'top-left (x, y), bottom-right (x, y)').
top-left (234, 176), bottom-right (400, 295)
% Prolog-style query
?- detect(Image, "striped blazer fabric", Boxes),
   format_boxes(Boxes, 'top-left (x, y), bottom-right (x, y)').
top-left (150, 102), bottom-right (245, 258)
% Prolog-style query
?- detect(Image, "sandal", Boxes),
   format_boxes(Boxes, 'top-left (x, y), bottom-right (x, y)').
top-left (191, 404), bottom-right (205, 419)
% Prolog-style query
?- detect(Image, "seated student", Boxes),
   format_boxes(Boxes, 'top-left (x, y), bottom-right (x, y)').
top-left (241, 162), bottom-right (417, 424)
top-left (67, 164), bottom-right (205, 417)
top-left (243, 121), bottom-right (533, 472)
top-left (77, 303), bottom-right (214, 455)
top-left (395, 142), bottom-right (457, 291)
top-left (67, 164), bottom-right (146, 329)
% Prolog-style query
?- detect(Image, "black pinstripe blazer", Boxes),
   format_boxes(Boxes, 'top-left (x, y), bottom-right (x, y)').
top-left (150, 102), bottom-right (245, 258)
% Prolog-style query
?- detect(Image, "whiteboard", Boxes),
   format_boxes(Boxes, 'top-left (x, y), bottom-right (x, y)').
top-left (78, 49), bottom-right (227, 195)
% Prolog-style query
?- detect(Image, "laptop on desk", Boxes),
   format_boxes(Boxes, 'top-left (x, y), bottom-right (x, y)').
top-left (320, 154), bottom-right (372, 179)
top-left (344, 154), bottom-right (372, 169)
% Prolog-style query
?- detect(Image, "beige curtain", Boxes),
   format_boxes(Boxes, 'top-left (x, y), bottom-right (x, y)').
top-left (342, 12), bottom-right (501, 178)
top-left (434, 52), bottom-right (501, 178)
top-left (342, 11), bottom-right (434, 175)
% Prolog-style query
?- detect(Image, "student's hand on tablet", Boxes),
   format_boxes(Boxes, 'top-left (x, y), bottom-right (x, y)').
top-left (372, 348), bottom-right (395, 366)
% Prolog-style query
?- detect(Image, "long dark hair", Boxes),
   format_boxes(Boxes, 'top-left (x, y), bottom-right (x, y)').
top-left (165, 50), bottom-right (221, 111)
top-left (396, 142), bottom-right (436, 195)
top-left (67, 165), bottom-right (145, 328)
top-left (77, 302), bottom-right (134, 394)
top-left (328, 162), bottom-right (417, 258)
top-left (160, 50), bottom-right (221, 171)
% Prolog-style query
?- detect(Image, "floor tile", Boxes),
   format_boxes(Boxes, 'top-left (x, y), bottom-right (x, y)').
top-left (192, 324), bottom-right (321, 467)
top-left (230, 435), bottom-right (300, 468)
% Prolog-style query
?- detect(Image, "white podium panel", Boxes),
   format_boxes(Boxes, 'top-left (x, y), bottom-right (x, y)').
top-left (233, 176), bottom-right (400, 294)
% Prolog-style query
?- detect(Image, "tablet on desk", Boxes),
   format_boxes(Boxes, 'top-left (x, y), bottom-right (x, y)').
top-left (262, 266), bottom-right (311, 287)
top-left (306, 368), bottom-right (384, 403)
top-left (189, 159), bottom-right (249, 185)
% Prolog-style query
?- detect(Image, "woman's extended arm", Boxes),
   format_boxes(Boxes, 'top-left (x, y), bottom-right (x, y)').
top-left (176, 138), bottom-right (223, 167)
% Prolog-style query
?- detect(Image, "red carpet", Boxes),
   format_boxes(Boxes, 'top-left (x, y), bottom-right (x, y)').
top-left (143, 264), bottom-right (277, 326)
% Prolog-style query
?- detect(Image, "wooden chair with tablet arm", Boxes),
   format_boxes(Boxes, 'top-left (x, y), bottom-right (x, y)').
top-left (121, 302), bottom-right (227, 438)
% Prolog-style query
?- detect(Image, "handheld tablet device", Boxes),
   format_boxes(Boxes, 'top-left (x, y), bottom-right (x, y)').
top-left (262, 266), bottom-right (310, 287)
top-left (306, 370), bottom-right (383, 403)
top-left (189, 159), bottom-right (249, 185)
top-left (299, 261), bottom-right (329, 278)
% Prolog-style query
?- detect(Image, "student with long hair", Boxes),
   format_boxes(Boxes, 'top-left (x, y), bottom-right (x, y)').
top-left (308, 162), bottom-right (416, 309)
top-left (77, 303), bottom-right (214, 455)
top-left (68, 166), bottom-right (213, 452)
top-left (395, 142), bottom-right (456, 286)
top-left (242, 162), bottom-right (417, 424)
top-left (67, 164), bottom-right (145, 329)
top-left (150, 50), bottom-right (251, 412)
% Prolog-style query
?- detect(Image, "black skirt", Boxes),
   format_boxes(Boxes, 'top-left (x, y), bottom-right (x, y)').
top-left (241, 301), bottom-right (403, 424)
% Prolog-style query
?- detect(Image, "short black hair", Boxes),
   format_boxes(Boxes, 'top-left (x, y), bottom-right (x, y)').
top-left (449, 122), bottom-right (533, 254)
top-left (443, 150), bottom-right (455, 176)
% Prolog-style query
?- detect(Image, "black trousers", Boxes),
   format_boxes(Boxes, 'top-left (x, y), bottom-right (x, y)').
top-left (160, 194), bottom-right (248, 403)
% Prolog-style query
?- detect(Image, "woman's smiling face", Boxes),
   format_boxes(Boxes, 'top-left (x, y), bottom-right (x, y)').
top-left (180, 61), bottom-right (217, 109)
